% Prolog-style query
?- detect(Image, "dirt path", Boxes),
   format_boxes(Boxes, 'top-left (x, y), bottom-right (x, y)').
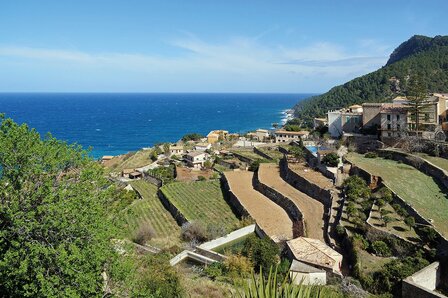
top-left (258, 163), bottom-right (325, 241)
top-left (224, 171), bottom-right (293, 242)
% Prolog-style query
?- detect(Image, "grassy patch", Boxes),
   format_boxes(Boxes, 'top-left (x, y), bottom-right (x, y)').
top-left (357, 249), bottom-right (392, 275)
top-left (346, 153), bottom-right (448, 238)
top-left (414, 152), bottom-right (448, 172)
top-left (104, 150), bottom-right (153, 172)
top-left (368, 203), bottom-right (420, 243)
top-left (123, 180), bottom-right (180, 243)
top-left (230, 149), bottom-right (269, 162)
top-left (160, 180), bottom-right (240, 231)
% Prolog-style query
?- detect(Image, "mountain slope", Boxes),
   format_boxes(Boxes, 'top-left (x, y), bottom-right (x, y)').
top-left (293, 35), bottom-right (448, 125)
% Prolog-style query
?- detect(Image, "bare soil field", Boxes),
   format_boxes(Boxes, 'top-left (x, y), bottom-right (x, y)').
top-left (288, 162), bottom-right (334, 190)
top-left (258, 163), bottom-right (325, 241)
top-left (224, 170), bottom-right (293, 242)
top-left (176, 167), bottom-right (214, 182)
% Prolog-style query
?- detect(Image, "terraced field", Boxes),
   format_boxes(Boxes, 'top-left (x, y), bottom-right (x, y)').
top-left (414, 152), bottom-right (448, 172)
top-left (224, 170), bottom-right (293, 242)
top-left (258, 163), bottom-right (325, 241)
top-left (346, 153), bottom-right (448, 238)
top-left (160, 180), bottom-right (240, 231)
top-left (230, 149), bottom-right (267, 161)
top-left (104, 149), bottom-right (152, 172)
top-left (124, 180), bottom-right (180, 240)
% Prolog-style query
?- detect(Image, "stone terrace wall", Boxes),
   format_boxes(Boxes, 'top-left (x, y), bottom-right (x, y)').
top-left (220, 175), bottom-right (250, 219)
top-left (279, 158), bottom-right (332, 208)
top-left (143, 174), bottom-right (163, 187)
top-left (378, 149), bottom-right (448, 189)
top-left (157, 189), bottom-right (188, 226)
top-left (253, 147), bottom-right (274, 161)
top-left (345, 159), bottom-right (448, 247)
top-left (231, 152), bottom-right (254, 164)
top-left (253, 170), bottom-right (305, 238)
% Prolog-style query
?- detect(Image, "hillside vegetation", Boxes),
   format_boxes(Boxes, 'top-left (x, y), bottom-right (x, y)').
top-left (293, 35), bottom-right (448, 125)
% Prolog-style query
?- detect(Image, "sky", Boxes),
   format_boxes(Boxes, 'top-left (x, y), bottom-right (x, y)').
top-left (0, 0), bottom-right (447, 93)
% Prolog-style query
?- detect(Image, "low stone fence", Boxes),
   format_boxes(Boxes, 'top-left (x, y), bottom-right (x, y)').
top-left (157, 190), bottom-right (188, 226)
top-left (279, 158), bottom-right (332, 208)
top-left (302, 145), bottom-right (318, 168)
top-left (378, 149), bottom-right (448, 189)
top-left (253, 171), bottom-right (304, 238)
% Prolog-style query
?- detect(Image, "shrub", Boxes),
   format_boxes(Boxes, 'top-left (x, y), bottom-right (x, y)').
top-left (181, 221), bottom-right (208, 243)
top-left (242, 235), bottom-right (279, 273)
top-left (206, 224), bottom-right (227, 240)
top-left (404, 216), bottom-right (415, 231)
top-left (224, 254), bottom-right (252, 277)
top-left (322, 152), bottom-right (339, 167)
top-left (204, 262), bottom-right (224, 280)
top-left (336, 224), bottom-right (346, 236)
top-left (352, 233), bottom-right (369, 250)
top-left (197, 175), bottom-right (207, 181)
top-left (132, 224), bottom-right (155, 245)
top-left (372, 241), bottom-right (392, 257)
top-left (365, 152), bottom-right (378, 158)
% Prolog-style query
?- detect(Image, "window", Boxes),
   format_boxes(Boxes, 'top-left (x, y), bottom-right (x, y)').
top-left (387, 114), bottom-right (391, 121)
top-left (387, 124), bottom-right (391, 130)
top-left (388, 132), bottom-right (392, 137)
top-left (396, 115), bottom-right (400, 121)
top-left (397, 124), bottom-right (400, 130)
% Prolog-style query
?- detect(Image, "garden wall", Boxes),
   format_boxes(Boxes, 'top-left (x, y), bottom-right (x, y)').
top-left (231, 152), bottom-right (254, 164)
top-left (143, 174), bottom-right (163, 187)
top-left (253, 171), bottom-right (305, 238)
top-left (157, 190), bottom-right (188, 226)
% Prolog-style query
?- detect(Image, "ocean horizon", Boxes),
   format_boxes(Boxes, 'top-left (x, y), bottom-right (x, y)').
top-left (0, 93), bottom-right (313, 158)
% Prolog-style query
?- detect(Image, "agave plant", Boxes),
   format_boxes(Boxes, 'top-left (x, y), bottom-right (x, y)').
top-left (235, 266), bottom-right (339, 298)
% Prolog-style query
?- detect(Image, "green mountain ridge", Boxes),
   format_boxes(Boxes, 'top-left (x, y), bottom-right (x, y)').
top-left (293, 35), bottom-right (448, 126)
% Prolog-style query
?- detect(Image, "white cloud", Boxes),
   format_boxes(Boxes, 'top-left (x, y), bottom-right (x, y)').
top-left (0, 35), bottom-right (390, 92)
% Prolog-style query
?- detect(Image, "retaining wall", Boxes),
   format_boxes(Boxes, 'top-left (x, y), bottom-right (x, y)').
top-left (253, 147), bottom-right (275, 161)
top-left (279, 158), bottom-right (332, 208)
top-left (231, 152), bottom-right (254, 164)
top-left (345, 159), bottom-right (448, 247)
top-left (253, 171), bottom-right (305, 238)
top-left (220, 175), bottom-right (251, 219)
top-left (378, 149), bottom-right (448, 189)
top-left (157, 190), bottom-right (188, 226)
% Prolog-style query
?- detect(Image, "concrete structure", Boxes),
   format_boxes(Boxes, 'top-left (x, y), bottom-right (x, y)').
top-left (274, 130), bottom-right (309, 143)
top-left (289, 259), bottom-right (327, 285)
top-left (129, 171), bottom-right (142, 179)
top-left (286, 237), bottom-right (342, 274)
top-left (207, 130), bottom-right (229, 144)
top-left (379, 103), bottom-right (408, 139)
top-left (169, 145), bottom-right (184, 156)
top-left (194, 142), bottom-right (212, 151)
top-left (402, 262), bottom-right (447, 298)
top-left (184, 151), bottom-right (210, 169)
top-left (198, 224), bottom-right (257, 251)
top-left (328, 107), bottom-right (363, 138)
top-left (349, 104), bottom-right (363, 113)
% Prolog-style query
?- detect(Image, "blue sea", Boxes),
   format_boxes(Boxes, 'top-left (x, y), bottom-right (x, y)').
top-left (0, 93), bottom-right (310, 158)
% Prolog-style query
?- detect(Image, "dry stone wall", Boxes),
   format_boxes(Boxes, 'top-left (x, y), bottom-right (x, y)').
top-left (253, 170), bottom-right (305, 238)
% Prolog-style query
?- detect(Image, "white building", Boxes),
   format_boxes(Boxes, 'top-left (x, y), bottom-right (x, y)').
top-left (379, 103), bottom-right (407, 139)
top-left (194, 142), bottom-right (212, 151)
top-left (289, 259), bottom-right (327, 285)
top-left (184, 151), bottom-right (210, 169)
top-left (274, 130), bottom-right (309, 143)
